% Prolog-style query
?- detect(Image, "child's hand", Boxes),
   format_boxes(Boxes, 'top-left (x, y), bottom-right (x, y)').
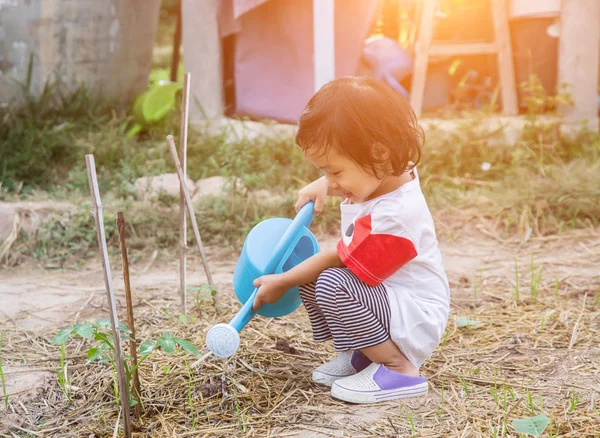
top-left (252, 274), bottom-right (290, 311)
top-left (295, 176), bottom-right (328, 214)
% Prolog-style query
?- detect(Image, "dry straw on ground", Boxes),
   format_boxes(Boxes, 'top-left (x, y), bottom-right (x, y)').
top-left (2, 251), bottom-right (599, 437)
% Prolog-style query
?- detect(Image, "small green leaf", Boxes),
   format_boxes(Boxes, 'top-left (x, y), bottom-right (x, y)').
top-left (162, 332), bottom-right (175, 340)
top-left (126, 123), bottom-right (143, 138)
top-left (51, 328), bottom-right (73, 345)
top-left (139, 340), bottom-right (157, 356)
top-left (511, 414), bottom-right (550, 437)
top-left (94, 332), bottom-right (114, 350)
top-left (455, 316), bottom-right (483, 328)
top-left (174, 337), bottom-right (200, 355)
top-left (118, 323), bottom-right (132, 334)
top-left (178, 314), bottom-right (188, 325)
top-left (97, 319), bottom-right (111, 328)
top-left (85, 346), bottom-right (107, 365)
top-left (74, 323), bottom-right (94, 339)
top-left (158, 336), bottom-right (176, 354)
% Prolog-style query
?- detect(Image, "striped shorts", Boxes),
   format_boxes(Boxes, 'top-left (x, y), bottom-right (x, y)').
top-left (299, 267), bottom-right (391, 351)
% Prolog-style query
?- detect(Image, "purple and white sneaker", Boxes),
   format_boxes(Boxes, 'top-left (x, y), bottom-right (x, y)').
top-left (312, 351), bottom-right (372, 387)
top-left (331, 363), bottom-right (428, 403)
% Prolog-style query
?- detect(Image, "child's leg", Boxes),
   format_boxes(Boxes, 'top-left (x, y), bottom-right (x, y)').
top-left (300, 279), bottom-right (372, 386)
top-left (361, 340), bottom-right (418, 376)
top-left (315, 267), bottom-right (417, 376)
top-left (299, 282), bottom-right (332, 343)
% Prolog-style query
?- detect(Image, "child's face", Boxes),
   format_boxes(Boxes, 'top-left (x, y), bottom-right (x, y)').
top-left (305, 147), bottom-right (389, 203)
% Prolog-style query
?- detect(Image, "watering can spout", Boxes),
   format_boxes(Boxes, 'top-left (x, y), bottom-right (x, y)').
top-left (206, 202), bottom-right (319, 358)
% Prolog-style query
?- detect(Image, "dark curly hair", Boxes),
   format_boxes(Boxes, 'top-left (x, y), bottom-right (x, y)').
top-left (296, 76), bottom-right (424, 178)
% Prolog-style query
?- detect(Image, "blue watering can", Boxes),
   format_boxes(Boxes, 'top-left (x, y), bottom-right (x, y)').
top-left (206, 202), bottom-right (319, 357)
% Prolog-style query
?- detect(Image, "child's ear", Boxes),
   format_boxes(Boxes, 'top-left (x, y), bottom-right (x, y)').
top-left (373, 142), bottom-right (391, 161)
top-left (371, 143), bottom-right (392, 178)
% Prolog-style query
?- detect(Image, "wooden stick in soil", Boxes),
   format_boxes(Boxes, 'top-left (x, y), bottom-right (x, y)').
top-left (116, 212), bottom-right (141, 419)
top-left (85, 155), bottom-right (132, 437)
top-left (166, 135), bottom-right (216, 297)
top-left (179, 72), bottom-right (191, 315)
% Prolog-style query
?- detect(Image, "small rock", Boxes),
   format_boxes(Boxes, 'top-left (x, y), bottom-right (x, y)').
top-left (274, 339), bottom-right (296, 355)
top-left (193, 176), bottom-right (244, 200)
top-left (200, 383), bottom-right (221, 397)
top-left (458, 276), bottom-right (470, 287)
top-left (0, 201), bottom-right (74, 242)
top-left (507, 334), bottom-right (529, 345)
top-left (134, 173), bottom-right (194, 201)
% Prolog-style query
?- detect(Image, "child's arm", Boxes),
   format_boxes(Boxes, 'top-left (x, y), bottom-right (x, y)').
top-left (295, 176), bottom-right (346, 214)
top-left (251, 247), bottom-right (344, 311)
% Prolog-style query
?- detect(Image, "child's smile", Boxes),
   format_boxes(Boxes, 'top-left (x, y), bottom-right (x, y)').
top-left (305, 148), bottom-right (406, 203)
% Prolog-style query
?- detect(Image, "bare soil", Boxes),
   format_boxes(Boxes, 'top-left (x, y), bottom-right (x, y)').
top-left (1, 226), bottom-right (599, 436)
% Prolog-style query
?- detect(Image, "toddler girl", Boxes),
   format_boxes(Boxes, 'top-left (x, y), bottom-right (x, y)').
top-left (251, 76), bottom-right (449, 404)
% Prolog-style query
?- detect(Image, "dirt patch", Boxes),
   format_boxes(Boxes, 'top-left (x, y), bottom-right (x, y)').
top-left (1, 228), bottom-right (599, 436)
top-left (2, 227), bottom-right (597, 331)
top-left (0, 367), bottom-right (53, 416)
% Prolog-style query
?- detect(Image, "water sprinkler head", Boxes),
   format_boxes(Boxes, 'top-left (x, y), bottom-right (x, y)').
top-left (205, 323), bottom-right (240, 358)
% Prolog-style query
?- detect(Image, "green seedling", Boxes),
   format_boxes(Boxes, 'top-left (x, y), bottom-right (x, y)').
top-left (0, 334), bottom-right (7, 407)
top-left (530, 255), bottom-right (543, 300)
top-left (455, 316), bottom-right (482, 328)
top-left (458, 376), bottom-right (470, 396)
top-left (547, 419), bottom-right (556, 438)
top-left (440, 329), bottom-right (450, 346)
top-left (568, 391), bottom-right (579, 414)
top-left (55, 342), bottom-right (71, 402)
top-left (491, 387), bottom-right (499, 406)
top-left (511, 414), bottom-right (550, 437)
top-left (506, 386), bottom-right (516, 401)
top-left (52, 320), bottom-right (201, 406)
top-left (527, 388), bottom-right (535, 415)
top-left (407, 412), bottom-right (416, 435)
top-left (230, 377), bottom-right (246, 432)
top-left (127, 82), bottom-right (183, 137)
top-left (490, 425), bottom-right (498, 438)
top-left (189, 285), bottom-right (218, 309)
top-left (178, 313), bottom-right (197, 326)
top-left (554, 278), bottom-right (559, 297)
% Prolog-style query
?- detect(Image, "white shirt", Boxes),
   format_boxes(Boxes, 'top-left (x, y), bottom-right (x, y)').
top-left (336, 170), bottom-right (450, 368)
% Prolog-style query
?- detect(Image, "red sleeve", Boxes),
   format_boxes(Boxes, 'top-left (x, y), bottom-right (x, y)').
top-left (337, 215), bottom-right (417, 286)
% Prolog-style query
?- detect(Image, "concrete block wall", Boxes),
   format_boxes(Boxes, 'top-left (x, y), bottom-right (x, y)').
top-left (0, 0), bottom-right (160, 106)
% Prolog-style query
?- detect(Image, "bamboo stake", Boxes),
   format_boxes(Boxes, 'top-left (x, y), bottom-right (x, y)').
top-left (166, 135), bottom-right (216, 295)
top-left (85, 155), bottom-right (132, 437)
top-left (116, 212), bottom-right (141, 419)
top-left (179, 72), bottom-right (191, 314)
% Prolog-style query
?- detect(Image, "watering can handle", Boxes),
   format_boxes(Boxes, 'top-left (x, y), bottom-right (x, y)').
top-left (262, 201), bottom-right (314, 275)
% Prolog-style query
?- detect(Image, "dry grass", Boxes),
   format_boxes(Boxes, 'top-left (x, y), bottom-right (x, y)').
top-left (1, 237), bottom-right (599, 437)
